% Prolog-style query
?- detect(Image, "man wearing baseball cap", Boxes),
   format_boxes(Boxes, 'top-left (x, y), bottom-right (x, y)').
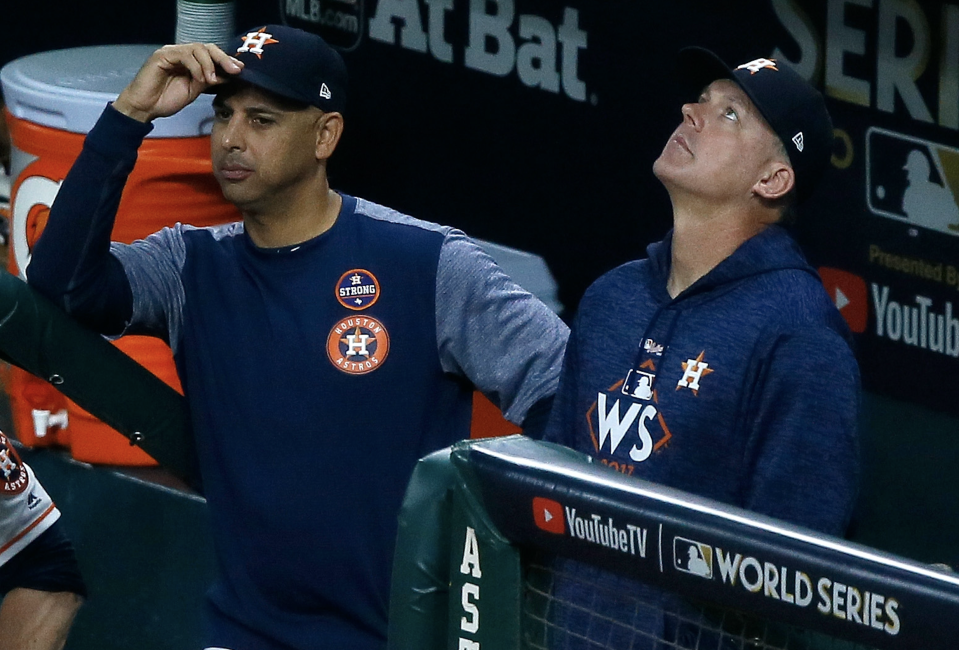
top-left (27, 25), bottom-right (568, 650)
top-left (543, 49), bottom-right (860, 647)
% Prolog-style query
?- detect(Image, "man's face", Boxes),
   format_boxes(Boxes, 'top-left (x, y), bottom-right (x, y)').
top-left (210, 86), bottom-right (323, 211)
top-left (653, 79), bottom-right (785, 203)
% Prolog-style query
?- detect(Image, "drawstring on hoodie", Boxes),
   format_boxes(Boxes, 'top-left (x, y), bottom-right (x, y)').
top-left (628, 305), bottom-right (681, 396)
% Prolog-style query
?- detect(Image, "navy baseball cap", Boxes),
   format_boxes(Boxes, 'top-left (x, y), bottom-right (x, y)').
top-left (213, 24), bottom-right (347, 114)
top-left (677, 47), bottom-right (833, 204)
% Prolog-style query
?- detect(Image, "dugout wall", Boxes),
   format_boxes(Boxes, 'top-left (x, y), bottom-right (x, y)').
top-left (389, 436), bottom-right (959, 650)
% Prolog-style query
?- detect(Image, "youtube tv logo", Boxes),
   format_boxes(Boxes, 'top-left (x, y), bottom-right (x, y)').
top-left (818, 268), bottom-right (868, 333)
top-left (532, 497), bottom-right (565, 535)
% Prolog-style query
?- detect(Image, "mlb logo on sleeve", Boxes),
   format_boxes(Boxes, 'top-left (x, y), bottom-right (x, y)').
top-left (532, 497), bottom-right (565, 534)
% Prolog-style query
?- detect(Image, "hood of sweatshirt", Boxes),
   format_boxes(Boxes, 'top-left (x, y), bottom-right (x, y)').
top-left (645, 225), bottom-right (821, 308)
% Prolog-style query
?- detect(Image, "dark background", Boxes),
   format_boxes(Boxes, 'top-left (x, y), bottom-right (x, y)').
top-left (3, 1), bottom-right (959, 647)
top-left (8, 1), bottom-right (959, 416)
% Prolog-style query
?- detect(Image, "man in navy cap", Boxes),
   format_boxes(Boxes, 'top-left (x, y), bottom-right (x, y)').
top-left (542, 49), bottom-right (860, 647)
top-left (26, 25), bottom-right (567, 650)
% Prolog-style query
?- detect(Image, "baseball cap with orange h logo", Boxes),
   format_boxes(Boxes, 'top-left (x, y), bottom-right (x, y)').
top-left (677, 47), bottom-right (833, 204)
top-left (214, 24), bottom-right (348, 114)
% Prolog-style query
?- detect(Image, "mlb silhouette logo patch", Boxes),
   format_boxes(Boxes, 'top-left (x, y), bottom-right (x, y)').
top-left (623, 369), bottom-right (655, 401)
top-left (533, 497), bottom-right (565, 534)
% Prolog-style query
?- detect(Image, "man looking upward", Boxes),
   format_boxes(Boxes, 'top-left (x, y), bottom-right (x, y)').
top-left (544, 48), bottom-right (860, 648)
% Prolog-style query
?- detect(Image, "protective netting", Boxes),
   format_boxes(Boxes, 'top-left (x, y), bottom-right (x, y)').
top-left (522, 558), bottom-right (874, 650)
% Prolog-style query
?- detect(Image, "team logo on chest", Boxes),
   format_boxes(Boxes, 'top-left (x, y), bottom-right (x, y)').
top-left (327, 316), bottom-right (391, 375)
top-left (0, 432), bottom-right (29, 495)
top-left (336, 269), bottom-right (381, 310)
top-left (676, 351), bottom-right (714, 395)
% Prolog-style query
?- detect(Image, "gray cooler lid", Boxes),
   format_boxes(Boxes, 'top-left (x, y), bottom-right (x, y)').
top-left (1, 45), bottom-right (214, 137)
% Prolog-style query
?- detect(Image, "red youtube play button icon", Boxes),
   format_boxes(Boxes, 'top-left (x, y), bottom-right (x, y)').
top-left (532, 497), bottom-right (565, 535)
top-left (818, 268), bottom-right (868, 334)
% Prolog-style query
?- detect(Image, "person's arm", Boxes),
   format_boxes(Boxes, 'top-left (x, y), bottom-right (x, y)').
top-left (0, 503), bottom-right (85, 650)
top-left (541, 311), bottom-right (585, 447)
top-left (0, 588), bottom-right (82, 650)
top-left (435, 231), bottom-right (569, 438)
top-left (27, 43), bottom-right (242, 335)
top-left (741, 329), bottom-right (861, 536)
top-left (27, 107), bottom-right (148, 334)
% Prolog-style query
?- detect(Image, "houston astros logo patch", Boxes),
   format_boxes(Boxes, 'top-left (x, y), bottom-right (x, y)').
top-left (336, 269), bottom-right (380, 310)
top-left (0, 432), bottom-right (29, 495)
top-left (327, 316), bottom-right (390, 375)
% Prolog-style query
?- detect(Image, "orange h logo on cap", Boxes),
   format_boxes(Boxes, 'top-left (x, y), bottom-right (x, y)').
top-left (736, 58), bottom-right (779, 74)
top-left (237, 28), bottom-right (279, 59)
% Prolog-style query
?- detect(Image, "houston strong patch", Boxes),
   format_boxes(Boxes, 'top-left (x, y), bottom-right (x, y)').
top-left (336, 269), bottom-right (380, 310)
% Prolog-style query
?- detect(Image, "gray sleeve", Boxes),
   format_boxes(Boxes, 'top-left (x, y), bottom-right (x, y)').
top-left (436, 230), bottom-right (569, 425)
top-left (110, 225), bottom-right (188, 351)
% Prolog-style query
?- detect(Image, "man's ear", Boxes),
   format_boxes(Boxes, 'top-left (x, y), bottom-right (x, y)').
top-left (753, 161), bottom-right (795, 202)
top-left (316, 112), bottom-right (344, 161)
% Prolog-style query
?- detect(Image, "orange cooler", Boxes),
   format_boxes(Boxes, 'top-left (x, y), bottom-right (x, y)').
top-left (1, 45), bottom-right (240, 465)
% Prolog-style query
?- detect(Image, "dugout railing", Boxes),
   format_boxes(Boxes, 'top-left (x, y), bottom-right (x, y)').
top-left (388, 435), bottom-right (959, 650)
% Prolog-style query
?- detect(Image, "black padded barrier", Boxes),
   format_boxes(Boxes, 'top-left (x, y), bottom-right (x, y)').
top-left (389, 435), bottom-right (959, 650)
top-left (0, 271), bottom-right (198, 487)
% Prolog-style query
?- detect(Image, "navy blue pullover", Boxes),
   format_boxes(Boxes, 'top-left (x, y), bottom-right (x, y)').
top-left (543, 226), bottom-right (860, 648)
top-left (28, 105), bottom-right (568, 650)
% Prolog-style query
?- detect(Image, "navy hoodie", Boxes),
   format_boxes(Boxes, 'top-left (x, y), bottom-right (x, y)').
top-left (546, 225), bottom-right (860, 532)
top-left (543, 225), bottom-right (861, 648)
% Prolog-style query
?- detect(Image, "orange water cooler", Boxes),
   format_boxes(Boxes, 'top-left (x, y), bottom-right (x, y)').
top-left (1, 45), bottom-right (240, 465)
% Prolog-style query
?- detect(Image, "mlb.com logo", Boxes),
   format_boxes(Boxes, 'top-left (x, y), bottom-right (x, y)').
top-left (532, 497), bottom-right (565, 535)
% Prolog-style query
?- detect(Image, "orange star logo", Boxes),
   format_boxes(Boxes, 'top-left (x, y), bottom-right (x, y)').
top-left (676, 351), bottom-right (714, 396)
top-left (237, 28), bottom-right (280, 59)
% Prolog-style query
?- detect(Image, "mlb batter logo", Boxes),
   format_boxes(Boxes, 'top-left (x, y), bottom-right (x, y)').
top-left (0, 432), bottom-right (29, 495)
top-left (673, 536), bottom-right (713, 579)
top-left (336, 269), bottom-right (380, 310)
top-left (326, 316), bottom-right (390, 375)
top-left (623, 369), bottom-right (655, 400)
top-left (866, 127), bottom-right (959, 236)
